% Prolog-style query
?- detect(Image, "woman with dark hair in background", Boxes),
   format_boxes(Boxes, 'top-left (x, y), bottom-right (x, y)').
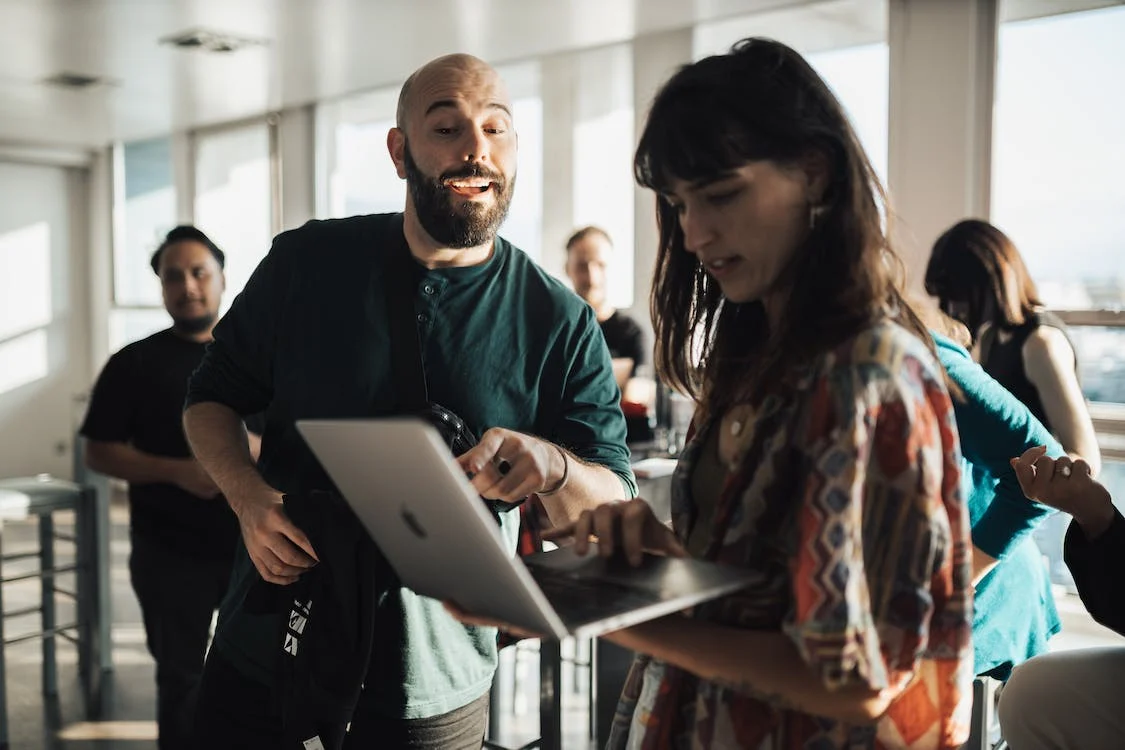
top-left (549, 38), bottom-right (974, 749)
top-left (925, 219), bottom-right (1100, 586)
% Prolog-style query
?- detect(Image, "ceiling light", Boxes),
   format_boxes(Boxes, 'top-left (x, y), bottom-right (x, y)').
top-left (159, 28), bottom-right (267, 54)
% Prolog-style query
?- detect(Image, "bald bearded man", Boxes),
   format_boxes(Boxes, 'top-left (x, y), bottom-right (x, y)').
top-left (184, 54), bottom-right (634, 748)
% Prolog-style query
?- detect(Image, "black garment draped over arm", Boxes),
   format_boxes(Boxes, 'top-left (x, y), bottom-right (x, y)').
top-left (1064, 509), bottom-right (1125, 636)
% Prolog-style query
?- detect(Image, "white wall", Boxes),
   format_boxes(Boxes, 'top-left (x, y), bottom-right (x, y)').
top-left (0, 160), bottom-right (89, 479)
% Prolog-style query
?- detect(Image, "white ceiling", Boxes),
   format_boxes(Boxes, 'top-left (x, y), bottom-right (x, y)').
top-left (0, 0), bottom-right (1117, 151)
top-left (0, 0), bottom-right (831, 149)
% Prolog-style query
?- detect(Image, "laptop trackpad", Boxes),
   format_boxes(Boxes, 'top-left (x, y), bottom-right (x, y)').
top-left (523, 544), bottom-right (739, 630)
top-left (524, 544), bottom-right (675, 591)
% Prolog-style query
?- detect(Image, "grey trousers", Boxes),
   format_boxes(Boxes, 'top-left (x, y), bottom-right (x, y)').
top-left (998, 646), bottom-right (1125, 749)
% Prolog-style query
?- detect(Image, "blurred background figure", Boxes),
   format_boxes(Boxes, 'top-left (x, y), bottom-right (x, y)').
top-left (80, 226), bottom-right (261, 750)
top-left (926, 218), bottom-right (1101, 590)
top-left (565, 226), bottom-right (656, 441)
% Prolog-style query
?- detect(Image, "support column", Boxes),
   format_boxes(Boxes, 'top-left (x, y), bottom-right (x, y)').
top-left (170, 131), bottom-right (194, 224)
top-left (277, 105), bottom-right (317, 232)
top-left (887, 0), bottom-right (999, 288)
top-left (539, 55), bottom-right (577, 280)
top-left (630, 29), bottom-right (693, 336)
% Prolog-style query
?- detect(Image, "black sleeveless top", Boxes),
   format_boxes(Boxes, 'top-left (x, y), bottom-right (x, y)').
top-left (979, 310), bottom-right (1077, 433)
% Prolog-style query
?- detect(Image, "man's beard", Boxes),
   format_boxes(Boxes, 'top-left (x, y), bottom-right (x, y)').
top-left (403, 143), bottom-right (514, 249)
top-left (171, 312), bottom-right (215, 336)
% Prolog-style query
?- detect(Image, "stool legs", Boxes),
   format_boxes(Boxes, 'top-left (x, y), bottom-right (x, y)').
top-left (38, 515), bottom-right (57, 697)
top-left (0, 524), bottom-right (9, 749)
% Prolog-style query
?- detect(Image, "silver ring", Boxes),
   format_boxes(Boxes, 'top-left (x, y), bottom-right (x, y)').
top-left (1059, 464), bottom-right (1072, 478)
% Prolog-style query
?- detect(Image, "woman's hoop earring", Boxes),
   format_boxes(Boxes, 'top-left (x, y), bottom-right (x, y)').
top-left (808, 203), bottom-right (827, 230)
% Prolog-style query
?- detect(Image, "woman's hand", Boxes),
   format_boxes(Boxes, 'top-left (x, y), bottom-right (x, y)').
top-left (542, 497), bottom-right (687, 566)
top-left (1011, 445), bottom-right (1115, 538)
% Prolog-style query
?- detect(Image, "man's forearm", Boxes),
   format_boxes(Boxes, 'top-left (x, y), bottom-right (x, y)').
top-left (184, 402), bottom-right (274, 513)
top-left (537, 450), bottom-right (630, 527)
top-left (85, 441), bottom-right (188, 485)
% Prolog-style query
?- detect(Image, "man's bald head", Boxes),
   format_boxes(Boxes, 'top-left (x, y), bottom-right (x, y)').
top-left (387, 52), bottom-right (517, 251)
top-left (396, 54), bottom-right (508, 131)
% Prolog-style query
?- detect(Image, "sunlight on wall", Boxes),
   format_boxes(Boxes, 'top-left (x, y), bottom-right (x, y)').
top-left (0, 221), bottom-right (52, 394)
top-left (0, 221), bottom-right (52, 339)
top-left (0, 328), bottom-right (49, 395)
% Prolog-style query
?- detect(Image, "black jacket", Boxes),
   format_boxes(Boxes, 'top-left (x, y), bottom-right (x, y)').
top-left (244, 491), bottom-right (393, 746)
top-left (1064, 508), bottom-right (1125, 636)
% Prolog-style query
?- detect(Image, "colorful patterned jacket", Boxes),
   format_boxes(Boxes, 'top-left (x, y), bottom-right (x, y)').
top-left (609, 321), bottom-right (974, 750)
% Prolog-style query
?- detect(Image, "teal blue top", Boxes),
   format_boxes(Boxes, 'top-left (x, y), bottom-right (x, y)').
top-left (934, 333), bottom-right (1062, 678)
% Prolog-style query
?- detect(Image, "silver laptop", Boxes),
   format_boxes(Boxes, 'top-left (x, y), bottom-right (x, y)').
top-left (296, 418), bottom-right (754, 639)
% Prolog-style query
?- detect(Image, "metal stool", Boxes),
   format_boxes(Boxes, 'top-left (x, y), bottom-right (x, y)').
top-left (0, 475), bottom-right (98, 749)
top-left (964, 675), bottom-right (1007, 750)
top-left (484, 636), bottom-right (598, 750)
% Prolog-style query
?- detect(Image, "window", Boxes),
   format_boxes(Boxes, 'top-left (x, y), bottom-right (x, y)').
top-left (113, 137), bottom-right (177, 307)
top-left (499, 84), bottom-right (544, 262)
top-left (806, 43), bottom-right (889, 185)
top-left (992, 5), bottom-right (1125, 311)
top-left (994, 5), bottom-right (1125, 602)
top-left (109, 137), bottom-right (179, 351)
top-left (1070, 327), bottom-right (1125, 405)
top-left (572, 43), bottom-right (635, 307)
top-left (316, 86), bottom-right (403, 218)
top-left (693, 0), bottom-right (889, 184)
top-left (109, 123), bottom-right (277, 353)
top-left (993, 5), bottom-right (1125, 402)
top-left (194, 121), bottom-right (274, 311)
top-left (107, 308), bottom-right (176, 356)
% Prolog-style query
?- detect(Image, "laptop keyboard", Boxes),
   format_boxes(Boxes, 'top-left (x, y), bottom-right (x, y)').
top-left (529, 567), bottom-right (664, 628)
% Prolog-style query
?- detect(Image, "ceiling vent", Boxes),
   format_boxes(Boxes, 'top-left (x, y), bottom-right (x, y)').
top-left (160, 28), bottom-right (267, 54)
top-left (42, 72), bottom-right (112, 89)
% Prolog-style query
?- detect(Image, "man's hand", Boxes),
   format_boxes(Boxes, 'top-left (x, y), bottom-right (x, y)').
top-left (442, 600), bottom-right (544, 640)
top-left (456, 428), bottom-right (565, 504)
top-left (232, 489), bottom-right (320, 585)
top-left (172, 460), bottom-right (222, 499)
top-left (543, 497), bottom-right (686, 566)
top-left (1011, 445), bottom-right (1115, 539)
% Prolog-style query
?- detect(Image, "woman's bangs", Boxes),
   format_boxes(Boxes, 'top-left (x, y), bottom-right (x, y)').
top-left (636, 90), bottom-right (754, 195)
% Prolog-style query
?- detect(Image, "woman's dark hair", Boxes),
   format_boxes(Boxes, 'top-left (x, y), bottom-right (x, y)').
top-left (150, 225), bottom-right (225, 275)
top-left (637, 37), bottom-right (928, 413)
top-left (924, 218), bottom-right (1041, 336)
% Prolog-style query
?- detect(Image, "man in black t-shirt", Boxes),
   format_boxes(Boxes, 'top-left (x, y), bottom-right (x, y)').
top-left (565, 226), bottom-right (647, 392)
top-left (80, 226), bottom-right (259, 750)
